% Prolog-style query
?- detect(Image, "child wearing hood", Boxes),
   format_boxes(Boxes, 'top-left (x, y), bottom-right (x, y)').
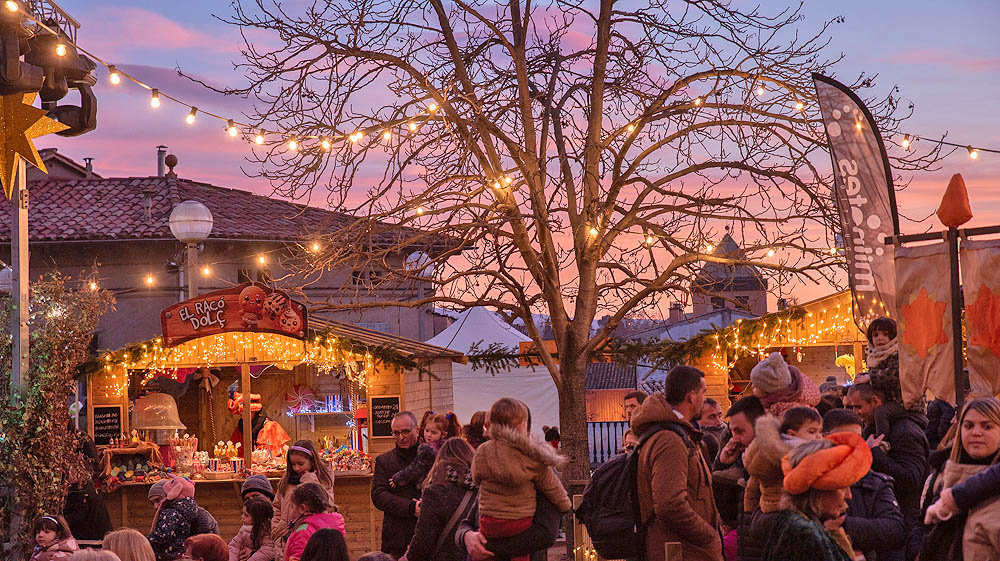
top-left (282, 482), bottom-right (345, 561)
top-left (750, 352), bottom-right (821, 418)
top-left (29, 515), bottom-right (77, 561)
top-left (148, 477), bottom-right (200, 561)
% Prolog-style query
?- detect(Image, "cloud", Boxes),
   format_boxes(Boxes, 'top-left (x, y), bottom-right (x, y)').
top-left (82, 6), bottom-right (240, 56)
top-left (884, 48), bottom-right (1000, 73)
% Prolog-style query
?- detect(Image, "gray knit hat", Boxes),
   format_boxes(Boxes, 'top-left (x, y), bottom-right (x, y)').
top-left (148, 479), bottom-right (168, 500)
top-left (241, 474), bottom-right (274, 500)
top-left (750, 352), bottom-right (792, 395)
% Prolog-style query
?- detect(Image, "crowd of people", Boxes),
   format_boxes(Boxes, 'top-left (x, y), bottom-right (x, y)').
top-left (29, 316), bottom-right (1000, 561)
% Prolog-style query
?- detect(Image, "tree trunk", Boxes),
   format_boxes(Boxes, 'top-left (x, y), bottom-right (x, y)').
top-left (557, 354), bottom-right (591, 483)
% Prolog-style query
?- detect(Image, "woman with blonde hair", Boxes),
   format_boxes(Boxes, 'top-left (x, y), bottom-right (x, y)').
top-left (102, 528), bottom-right (155, 561)
top-left (920, 397), bottom-right (1000, 561)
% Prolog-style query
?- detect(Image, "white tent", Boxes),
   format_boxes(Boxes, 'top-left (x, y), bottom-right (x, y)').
top-left (428, 307), bottom-right (560, 438)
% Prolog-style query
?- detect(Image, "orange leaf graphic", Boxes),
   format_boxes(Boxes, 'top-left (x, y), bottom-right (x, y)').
top-left (967, 284), bottom-right (1000, 358)
top-left (900, 288), bottom-right (949, 359)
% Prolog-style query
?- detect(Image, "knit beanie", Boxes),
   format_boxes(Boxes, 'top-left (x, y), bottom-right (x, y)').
top-left (148, 479), bottom-right (168, 501)
top-left (164, 476), bottom-right (195, 500)
top-left (750, 352), bottom-right (792, 395)
top-left (241, 474), bottom-right (275, 500)
top-left (819, 376), bottom-right (840, 393)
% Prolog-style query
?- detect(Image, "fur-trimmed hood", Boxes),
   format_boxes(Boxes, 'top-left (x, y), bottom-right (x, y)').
top-left (744, 415), bottom-right (808, 513)
top-left (474, 425), bottom-right (566, 486)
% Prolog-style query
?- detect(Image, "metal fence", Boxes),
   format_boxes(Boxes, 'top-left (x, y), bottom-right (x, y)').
top-left (588, 420), bottom-right (629, 465)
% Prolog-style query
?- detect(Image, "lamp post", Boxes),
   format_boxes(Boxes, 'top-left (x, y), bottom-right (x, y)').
top-left (169, 201), bottom-right (213, 299)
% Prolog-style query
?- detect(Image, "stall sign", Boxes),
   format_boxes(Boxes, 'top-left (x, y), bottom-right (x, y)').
top-left (370, 395), bottom-right (401, 437)
top-left (93, 405), bottom-right (124, 446)
top-left (160, 282), bottom-right (308, 347)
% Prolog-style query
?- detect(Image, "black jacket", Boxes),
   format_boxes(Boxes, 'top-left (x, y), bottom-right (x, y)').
top-left (404, 467), bottom-right (477, 561)
top-left (371, 444), bottom-right (420, 558)
top-left (738, 508), bottom-right (781, 561)
top-left (63, 481), bottom-right (113, 540)
top-left (924, 399), bottom-right (954, 451)
top-left (864, 402), bottom-right (929, 530)
top-left (455, 489), bottom-right (560, 561)
top-left (844, 470), bottom-right (905, 561)
top-left (951, 459), bottom-right (1000, 511)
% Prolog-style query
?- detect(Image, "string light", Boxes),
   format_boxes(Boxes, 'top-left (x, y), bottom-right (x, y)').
top-left (627, 124), bottom-right (635, 133)
top-left (202, 266), bottom-right (211, 276)
top-left (504, 176), bottom-right (513, 185)
top-left (589, 226), bottom-right (599, 236)
top-left (186, 107), bottom-right (197, 125)
top-left (694, 97), bottom-right (702, 106)
top-left (321, 137), bottom-right (331, 151)
top-left (257, 255), bottom-right (266, 265)
top-left (227, 120), bottom-right (239, 137)
top-left (416, 206), bottom-right (425, 215)
top-left (89, 281), bottom-right (98, 291)
top-left (107, 65), bottom-right (121, 85)
top-left (55, 43), bottom-right (67, 57)
top-left (310, 242), bottom-right (321, 252)
top-left (855, 122), bottom-right (862, 131)
top-left (829, 247), bottom-right (838, 255)
top-left (145, 274), bottom-right (154, 286)
top-left (795, 101), bottom-right (804, 111)
top-left (968, 146), bottom-right (979, 160)
top-left (492, 181), bottom-right (501, 189)
top-left (287, 137), bottom-right (298, 151)
top-left (4, 1), bottom-right (18, 12)
top-left (408, 122), bottom-right (417, 132)
top-left (767, 249), bottom-right (775, 257)
top-left (755, 85), bottom-right (765, 96)
top-left (901, 135), bottom-right (911, 150)
top-left (427, 103), bottom-right (438, 113)
top-left (382, 130), bottom-right (391, 141)
top-left (150, 89), bottom-right (160, 109)
top-left (705, 244), bottom-right (714, 252)
top-left (254, 130), bottom-right (265, 145)
top-left (645, 234), bottom-right (655, 245)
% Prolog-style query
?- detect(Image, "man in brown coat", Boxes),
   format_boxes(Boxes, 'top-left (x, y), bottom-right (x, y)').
top-left (632, 365), bottom-right (722, 561)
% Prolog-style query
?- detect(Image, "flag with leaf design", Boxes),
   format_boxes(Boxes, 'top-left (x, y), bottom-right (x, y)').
top-left (960, 239), bottom-right (1000, 398)
top-left (895, 242), bottom-right (954, 406)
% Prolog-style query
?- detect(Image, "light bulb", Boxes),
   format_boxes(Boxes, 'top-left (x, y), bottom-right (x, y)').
top-left (383, 130), bottom-right (391, 141)
top-left (705, 244), bottom-right (714, 252)
top-left (4, 1), bottom-right (18, 13)
top-left (287, 137), bottom-right (298, 151)
top-left (416, 206), bottom-right (424, 215)
top-left (186, 107), bottom-right (197, 125)
top-left (645, 235), bottom-right (655, 245)
top-left (589, 226), bottom-right (599, 236)
top-left (321, 138), bottom-right (331, 151)
top-left (89, 281), bottom-right (98, 291)
top-left (492, 181), bottom-right (501, 189)
top-left (829, 247), bottom-right (838, 255)
top-left (795, 101), bottom-right (804, 111)
top-left (108, 66), bottom-right (121, 85)
top-left (257, 255), bottom-right (266, 265)
top-left (504, 176), bottom-right (513, 185)
top-left (146, 274), bottom-right (154, 286)
top-left (349, 133), bottom-right (360, 143)
top-left (855, 122), bottom-right (862, 131)
top-left (694, 97), bottom-right (702, 106)
top-left (767, 249), bottom-right (775, 257)
top-left (254, 130), bottom-right (265, 145)
top-left (311, 242), bottom-right (321, 252)
top-left (202, 266), bottom-right (211, 276)
top-left (408, 122), bottom-right (417, 132)
top-left (427, 103), bottom-right (438, 112)
top-left (55, 43), bottom-right (67, 57)
top-left (755, 85), bottom-right (764, 96)
top-left (968, 146), bottom-right (979, 160)
top-left (627, 124), bottom-right (635, 133)
top-left (901, 135), bottom-right (911, 150)
top-left (227, 119), bottom-right (239, 137)
top-left (150, 89), bottom-right (160, 109)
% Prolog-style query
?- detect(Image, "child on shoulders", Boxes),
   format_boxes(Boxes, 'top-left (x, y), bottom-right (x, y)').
top-left (390, 411), bottom-right (461, 489)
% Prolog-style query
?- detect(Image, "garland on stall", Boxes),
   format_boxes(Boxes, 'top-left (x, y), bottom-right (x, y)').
top-left (0, 273), bottom-right (114, 552)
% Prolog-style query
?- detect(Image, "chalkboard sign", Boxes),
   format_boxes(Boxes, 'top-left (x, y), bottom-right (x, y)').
top-left (93, 405), bottom-right (123, 446)
top-left (370, 395), bottom-right (400, 437)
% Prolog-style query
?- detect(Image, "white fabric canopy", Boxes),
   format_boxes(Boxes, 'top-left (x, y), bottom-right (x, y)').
top-left (428, 308), bottom-right (561, 437)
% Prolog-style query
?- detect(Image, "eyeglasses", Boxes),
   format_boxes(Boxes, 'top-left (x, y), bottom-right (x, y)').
top-left (391, 429), bottom-right (413, 437)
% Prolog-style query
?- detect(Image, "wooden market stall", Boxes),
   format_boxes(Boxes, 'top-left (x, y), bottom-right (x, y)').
top-left (88, 282), bottom-right (464, 558)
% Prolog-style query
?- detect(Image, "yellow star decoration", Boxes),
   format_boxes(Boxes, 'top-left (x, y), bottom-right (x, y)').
top-left (0, 92), bottom-right (69, 199)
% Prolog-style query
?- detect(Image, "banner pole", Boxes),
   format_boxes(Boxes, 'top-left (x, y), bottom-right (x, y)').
top-left (947, 227), bottom-right (965, 410)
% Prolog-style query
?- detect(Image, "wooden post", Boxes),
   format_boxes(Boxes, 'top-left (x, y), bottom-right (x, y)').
top-left (241, 363), bottom-right (252, 468)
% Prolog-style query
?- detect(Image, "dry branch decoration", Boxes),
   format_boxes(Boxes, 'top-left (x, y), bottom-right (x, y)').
top-left (205, 0), bottom-right (944, 479)
top-left (0, 273), bottom-right (114, 552)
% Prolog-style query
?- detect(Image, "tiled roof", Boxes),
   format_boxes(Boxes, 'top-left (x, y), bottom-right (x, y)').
top-left (0, 175), bottom-right (444, 247)
top-left (586, 362), bottom-right (637, 390)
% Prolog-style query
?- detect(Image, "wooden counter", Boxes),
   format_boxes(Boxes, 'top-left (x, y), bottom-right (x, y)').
top-left (105, 473), bottom-right (380, 559)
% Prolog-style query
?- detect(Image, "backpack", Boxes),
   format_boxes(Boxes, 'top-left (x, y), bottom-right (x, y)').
top-left (575, 422), bottom-right (692, 560)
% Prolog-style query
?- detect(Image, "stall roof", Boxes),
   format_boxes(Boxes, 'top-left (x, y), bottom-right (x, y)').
top-left (310, 318), bottom-right (467, 363)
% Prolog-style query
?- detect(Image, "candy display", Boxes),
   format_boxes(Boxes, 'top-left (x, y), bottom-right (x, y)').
top-left (322, 445), bottom-right (373, 473)
top-left (213, 440), bottom-right (242, 458)
top-left (256, 419), bottom-right (291, 456)
top-left (168, 434), bottom-right (200, 473)
top-left (284, 384), bottom-right (317, 413)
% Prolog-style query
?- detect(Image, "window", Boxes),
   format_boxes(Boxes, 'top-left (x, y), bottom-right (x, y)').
top-left (735, 296), bottom-right (750, 311)
top-left (711, 297), bottom-right (726, 310)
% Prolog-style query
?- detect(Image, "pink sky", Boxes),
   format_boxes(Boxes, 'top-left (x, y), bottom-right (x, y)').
top-left (43, 1), bottom-right (1000, 310)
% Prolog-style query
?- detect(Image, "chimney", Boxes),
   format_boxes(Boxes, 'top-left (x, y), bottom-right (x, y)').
top-left (157, 145), bottom-right (167, 177)
top-left (83, 157), bottom-right (94, 179)
top-left (669, 302), bottom-right (684, 324)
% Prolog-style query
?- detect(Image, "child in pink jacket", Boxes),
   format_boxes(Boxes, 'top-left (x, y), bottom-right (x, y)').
top-left (283, 483), bottom-right (345, 561)
top-left (229, 497), bottom-right (276, 561)
top-left (29, 515), bottom-right (78, 561)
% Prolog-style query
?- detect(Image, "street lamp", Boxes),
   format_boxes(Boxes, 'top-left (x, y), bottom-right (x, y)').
top-left (169, 200), bottom-right (213, 299)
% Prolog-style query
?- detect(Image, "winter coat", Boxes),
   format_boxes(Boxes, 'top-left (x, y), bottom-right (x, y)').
top-left (743, 415), bottom-right (804, 514)
top-left (63, 481), bottom-right (113, 540)
top-left (472, 425), bottom-right (572, 520)
top-left (925, 399), bottom-right (955, 451)
top-left (391, 439), bottom-right (443, 488)
top-left (863, 401), bottom-right (929, 534)
top-left (148, 497), bottom-right (200, 561)
top-left (454, 488), bottom-right (559, 561)
top-left (920, 452), bottom-right (1000, 561)
top-left (372, 443), bottom-right (421, 558)
top-left (631, 393), bottom-right (722, 561)
top-left (738, 509), bottom-right (781, 561)
top-left (844, 470), bottom-right (906, 561)
top-left (951, 461), bottom-right (1000, 512)
top-left (761, 509), bottom-right (852, 561)
top-left (283, 512), bottom-right (345, 561)
top-left (271, 471), bottom-right (335, 542)
top-left (229, 524), bottom-right (276, 561)
top-left (193, 506), bottom-right (220, 536)
top-left (29, 537), bottom-right (78, 561)
top-left (403, 465), bottom-right (477, 561)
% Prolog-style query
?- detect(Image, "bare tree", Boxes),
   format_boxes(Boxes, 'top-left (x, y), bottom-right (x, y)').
top-left (212, 0), bottom-right (941, 480)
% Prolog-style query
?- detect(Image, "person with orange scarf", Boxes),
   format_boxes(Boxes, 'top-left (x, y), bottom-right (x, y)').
top-left (761, 432), bottom-right (873, 561)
